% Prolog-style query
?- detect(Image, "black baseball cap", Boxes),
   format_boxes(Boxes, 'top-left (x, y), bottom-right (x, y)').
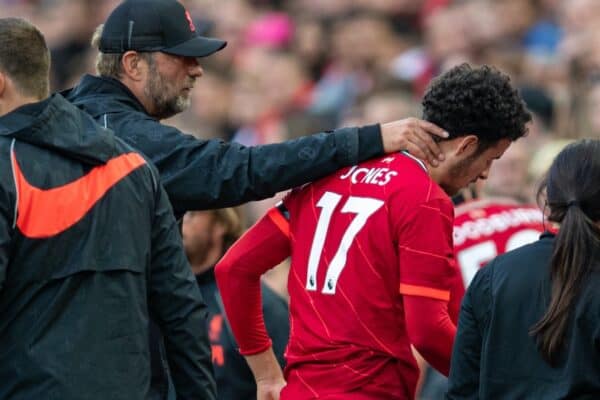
top-left (99, 0), bottom-right (227, 57)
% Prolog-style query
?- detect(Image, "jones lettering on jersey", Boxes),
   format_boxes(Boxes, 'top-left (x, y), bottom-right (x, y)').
top-left (339, 166), bottom-right (398, 186)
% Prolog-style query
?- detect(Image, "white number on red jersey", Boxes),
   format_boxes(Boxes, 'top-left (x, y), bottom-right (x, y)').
top-left (306, 191), bottom-right (383, 294)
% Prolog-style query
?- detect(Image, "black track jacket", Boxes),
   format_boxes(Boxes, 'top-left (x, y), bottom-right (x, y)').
top-left (63, 75), bottom-right (383, 218)
top-left (0, 95), bottom-right (211, 400)
top-left (447, 233), bottom-right (600, 399)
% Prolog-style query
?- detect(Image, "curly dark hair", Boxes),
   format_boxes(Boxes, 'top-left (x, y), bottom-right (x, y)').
top-left (422, 64), bottom-right (531, 149)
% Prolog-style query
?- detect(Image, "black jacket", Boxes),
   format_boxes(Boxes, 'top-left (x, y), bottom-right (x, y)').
top-left (0, 95), bottom-right (211, 400)
top-left (447, 233), bottom-right (600, 399)
top-left (196, 269), bottom-right (289, 400)
top-left (63, 75), bottom-right (383, 218)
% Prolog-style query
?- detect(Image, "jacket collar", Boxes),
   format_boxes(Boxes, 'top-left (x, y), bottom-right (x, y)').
top-left (0, 94), bottom-right (118, 165)
top-left (0, 95), bottom-right (54, 136)
top-left (63, 74), bottom-right (150, 117)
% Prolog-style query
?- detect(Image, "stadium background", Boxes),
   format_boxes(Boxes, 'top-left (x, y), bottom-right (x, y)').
top-left (1, 0), bottom-right (597, 397)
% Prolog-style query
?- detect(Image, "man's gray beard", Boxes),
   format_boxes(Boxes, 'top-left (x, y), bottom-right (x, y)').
top-left (174, 95), bottom-right (191, 113)
top-left (145, 65), bottom-right (191, 120)
top-left (146, 86), bottom-right (190, 120)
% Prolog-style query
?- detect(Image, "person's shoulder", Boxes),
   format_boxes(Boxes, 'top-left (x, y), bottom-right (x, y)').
top-left (112, 109), bottom-right (162, 129)
top-left (383, 152), bottom-right (443, 202)
top-left (282, 184), bottom-right (307, 207)
top-left (496, 233), bottom-right (551, 260)
top-left (111, 115), bottom-right (201, 159)
top-left (487, 233), bottom-right (553, 277)
top-left (108, 135), bottom-right (161, 190)
top-left (469, 257), bottom-right (494, 293)
top-left (385, 151), bottom-right (428, 178)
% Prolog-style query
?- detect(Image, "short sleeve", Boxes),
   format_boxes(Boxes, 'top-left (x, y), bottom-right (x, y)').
top-left (398, 197), bottom-right (456, 301)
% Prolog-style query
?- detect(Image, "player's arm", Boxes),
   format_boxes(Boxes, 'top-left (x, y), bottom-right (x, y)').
top-left (215, 206), bottom-right (291, 396)
top-left (404, 296), bottom-right (455, 376)
top-left (397, 197), bottom-right (457, 376)
top-left (120, 119), bottom-right (445, 215)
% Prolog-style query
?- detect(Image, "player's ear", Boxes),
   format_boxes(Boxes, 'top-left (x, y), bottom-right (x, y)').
top-left (455, 135), bottom-right (479, 157)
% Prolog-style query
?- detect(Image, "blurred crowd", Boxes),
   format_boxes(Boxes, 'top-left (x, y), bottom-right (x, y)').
top-left (1, 0), bottom-right (597, 291)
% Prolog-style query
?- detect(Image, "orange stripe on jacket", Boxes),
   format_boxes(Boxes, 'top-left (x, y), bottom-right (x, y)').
top-left (399, 283), bottom-right (450, 301)
top-left (12, 151), bottom-right (146, 238)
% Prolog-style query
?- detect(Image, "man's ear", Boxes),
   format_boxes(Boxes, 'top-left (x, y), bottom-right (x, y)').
top-left (121, 51), bottom-right (147, 82)
top-left (455, 135), bottom-right (479, 157)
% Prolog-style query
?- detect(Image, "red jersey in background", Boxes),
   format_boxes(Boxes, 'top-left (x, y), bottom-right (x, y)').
top-left (453, 199), bottom-right (545, 289)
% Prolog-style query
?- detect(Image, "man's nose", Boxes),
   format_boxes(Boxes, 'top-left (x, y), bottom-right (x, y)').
top-left (188, 57), bottom-right (203, 77)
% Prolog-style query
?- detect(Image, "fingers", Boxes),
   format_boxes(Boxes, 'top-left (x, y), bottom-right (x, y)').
top-left (380, 118), bottom-right (447, 166)
top-left (404, 134), bottom-right (441, 167)
top-left (412, 124), bottom-right (445, 164)
top-left (417, 119), bottom-right (449, 139)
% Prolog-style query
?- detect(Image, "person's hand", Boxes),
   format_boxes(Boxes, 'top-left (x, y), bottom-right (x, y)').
top-left (246, 349), bottom-right (286, 400)
top-left (380, 118), bottom-right (448, 166)
top-left (256, 376), bottom-right (286, 400)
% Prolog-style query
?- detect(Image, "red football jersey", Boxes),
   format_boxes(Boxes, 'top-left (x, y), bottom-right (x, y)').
top-left (277, 152), bottom-right (456, 399)
top-left (453, 199), bottom-right (545, 289)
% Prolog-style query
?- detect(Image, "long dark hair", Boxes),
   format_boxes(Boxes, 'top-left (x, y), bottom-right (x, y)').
top-left (530, 139), bottom-right (600, 364)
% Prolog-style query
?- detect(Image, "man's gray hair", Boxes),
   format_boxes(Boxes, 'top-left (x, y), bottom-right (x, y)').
top-left (92, 24), bottom-right (154, 79)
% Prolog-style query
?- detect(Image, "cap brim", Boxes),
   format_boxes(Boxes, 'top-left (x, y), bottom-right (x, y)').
top-left (162, 36), bottom-right (227, 58)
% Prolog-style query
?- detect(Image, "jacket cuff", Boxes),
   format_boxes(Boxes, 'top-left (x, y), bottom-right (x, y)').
top-left (332, 124), bottom-right (383, 166)
top-left (357, 124), bottom-right (383, 162)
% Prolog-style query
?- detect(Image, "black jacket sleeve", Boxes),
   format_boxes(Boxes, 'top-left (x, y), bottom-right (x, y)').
top-left (148, 179), bottom-right (215, 399)
top-left (446, 264), bottom-right (492, 400)
top-left (116, 114), bottom-right (382, 215)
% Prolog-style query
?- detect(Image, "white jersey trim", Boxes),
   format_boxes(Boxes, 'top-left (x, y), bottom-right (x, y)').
top-left (400, 150), bottom-right (428, 172)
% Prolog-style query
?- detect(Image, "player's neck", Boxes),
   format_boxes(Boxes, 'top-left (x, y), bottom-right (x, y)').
top-left (426, 161), bottom-right (445, 185)
top-left (424, 142), bottom-right (456, 190)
